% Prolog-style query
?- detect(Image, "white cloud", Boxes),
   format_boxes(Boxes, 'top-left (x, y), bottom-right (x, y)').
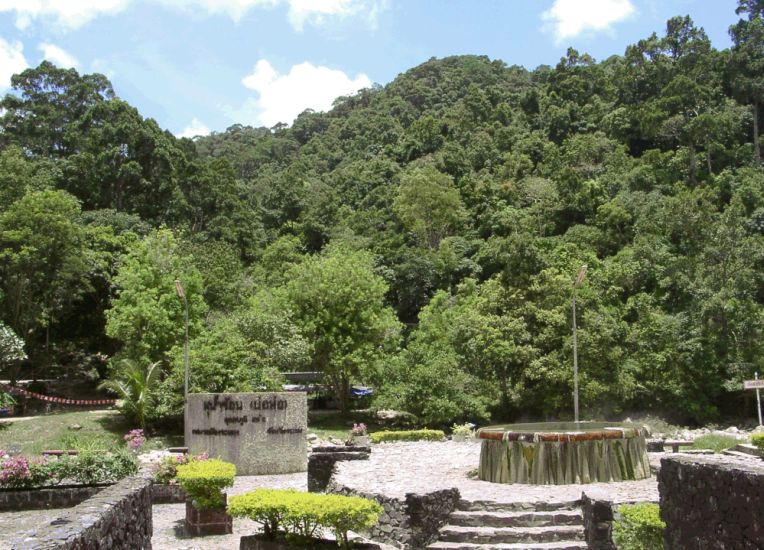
top-left (0, 0), bottom-right (130, 30)
top-left (177, 117), bottom-right (211, 138)
top-left (239, 59), bottom-right (370, 127)
top-left (38, 43), bottom-right (78, 69)
top-left (286, 0), bottom-right (381, 32)
top-left (542, 0), bottom-right (635, 43)
top-left (0, 38), bottom-right (28, 88)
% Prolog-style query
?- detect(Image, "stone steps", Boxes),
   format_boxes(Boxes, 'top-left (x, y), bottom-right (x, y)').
top-left (449, 510), bottom-right (583, 528)
top-left (427, 500), bottom-right (586, 550)
top-left (437, 525), bottom-right (585, 545)
top-left (426, 542), bottom-right (588, 550)
top-left (732, 443), bottom-right (763, 458)
top-left (721, 449), bottom-right (758, 460)
top-left (457, 499), bottom-right (581, 512)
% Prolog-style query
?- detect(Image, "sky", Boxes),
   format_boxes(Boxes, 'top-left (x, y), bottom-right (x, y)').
top-left (0, 0), bottom-right (743, 138)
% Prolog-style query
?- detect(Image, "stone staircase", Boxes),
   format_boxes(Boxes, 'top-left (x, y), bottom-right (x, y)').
top-left (426, 499), bottom-right (587, 550)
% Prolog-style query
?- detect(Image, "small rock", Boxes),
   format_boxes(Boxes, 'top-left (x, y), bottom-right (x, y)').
top-left (725, 426), bottom-right (739, 433)
top-left (68, 424), bottom-right (82, 431)
top-left (329, 437), bottom-right (344, 446)
top-left (306, 432), bottom-right (319, 442)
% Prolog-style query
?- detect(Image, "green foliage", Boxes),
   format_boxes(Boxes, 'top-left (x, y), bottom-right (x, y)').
top-left (691, 434), bottom-right (741, 452)
top-left (613, 503), bottom-right (665, 550)
top-left (176, 458), bottom-right (236, 510)
top-left (228, 489), bottom-right (382, 549)
top-left (98, 360), bottom-right (161, 429)
top-left (105, 229), bottom-right (207, 365)
top-left (284, 246), bottom-right (400, 412)
top-left (56, 450), bottom-right (139, 484)
top-left (751, 432), bottom-right (764, 452)
top-left (369, 429), bottom-right (446, 443)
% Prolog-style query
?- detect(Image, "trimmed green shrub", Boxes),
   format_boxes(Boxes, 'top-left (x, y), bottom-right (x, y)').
top-left (751, 433), bottom-right (764, 452)
top-left (369, 429), bottom-right (445, 443)
top-left (613, 503), bottom-right (665, 550)
top-left (228, 488), bottom-right (382, 549)
top-left (691, 434), bottom-right (740, 452)
top-left (176, 458), bottom-right (235, 510)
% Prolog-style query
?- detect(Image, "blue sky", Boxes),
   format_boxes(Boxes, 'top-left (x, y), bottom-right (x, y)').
top-left (0, 0), bottom-right (742, 137)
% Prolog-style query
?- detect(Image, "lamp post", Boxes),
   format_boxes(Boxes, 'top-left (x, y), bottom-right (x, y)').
top-left (174, 280), bottom-right (189, 403)
top-left (572, 264), bottom-right (587, 423)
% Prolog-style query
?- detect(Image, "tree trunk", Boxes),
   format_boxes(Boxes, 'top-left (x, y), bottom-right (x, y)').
top-left (706, 140), bottom-right (713, 175)
top-left (754, 102), bottom-right (761, 168)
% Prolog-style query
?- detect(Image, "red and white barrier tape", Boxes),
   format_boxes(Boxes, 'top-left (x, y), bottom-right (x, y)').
top-left (0, 383), bottom-right (116, 406)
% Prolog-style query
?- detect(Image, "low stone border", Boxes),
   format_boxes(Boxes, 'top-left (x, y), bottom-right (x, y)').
top-left (11, 474), bottom-right (153, 549)
top-left (0, 483), bottom-right (110, 512)
top-left (328, 483), bottom-right (459, 549)
top-left (151, 483), bottom-right (187, 504)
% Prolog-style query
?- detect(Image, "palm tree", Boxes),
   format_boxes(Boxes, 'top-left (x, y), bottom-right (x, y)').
top-left (99, 360), bottom-right (161, 429)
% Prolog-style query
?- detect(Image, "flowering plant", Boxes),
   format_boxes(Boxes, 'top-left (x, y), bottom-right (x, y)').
top-left (351, 423), bottom-right (368, 436)
top-left (0, 455), bottom-right (30, 487)
top-left (123, 429), bottom-right (145, 450)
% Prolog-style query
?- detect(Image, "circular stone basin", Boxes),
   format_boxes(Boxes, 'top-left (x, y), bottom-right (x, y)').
top-left (477, 422), bottom-right (650, 485)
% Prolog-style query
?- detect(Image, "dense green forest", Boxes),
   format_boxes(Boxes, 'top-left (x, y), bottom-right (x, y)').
top-left (1, 1), bottom-right (763, 427)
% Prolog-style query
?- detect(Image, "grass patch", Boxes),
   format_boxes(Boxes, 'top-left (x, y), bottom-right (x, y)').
top-left (691, 434), bottom-right (740, 452)
top-left (0, 410), bottom-right (181, 455)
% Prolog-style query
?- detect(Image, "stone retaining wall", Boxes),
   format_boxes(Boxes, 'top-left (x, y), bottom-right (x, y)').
top-left (151, 482), bottom-right (187, 504)
top-left (659, 455), bottom-right (764, 549)
top-left (329, 483), bottom-right (459, 549)
top-left (581, 495), bottom-right (616, 550)
top-left (0, 484), bottom-right (109, 512)
top-left (11, 474), bottom-right (153, 549)
top-left (308, 445), bottom-right (370, 493)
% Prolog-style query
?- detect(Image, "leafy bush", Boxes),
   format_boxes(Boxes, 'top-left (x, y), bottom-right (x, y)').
top-left (176, 458), bottom-right (235, 510)
top-left (613, 503), bottom-right (665, 550)
top-left (369, 429), bottom-right (445, 443)
top-left (751, 433), bottom-right (764, 452)
top-left (691, 434), bottom-right (740, 452)
top-left (228, 489), bottom-right (382, 549)
top-left (451, 422), bottom-right (475, 437)
top-left (57, 450), bottom-right (139, 484)
top-left (152, 452), bottom-right (209, 484)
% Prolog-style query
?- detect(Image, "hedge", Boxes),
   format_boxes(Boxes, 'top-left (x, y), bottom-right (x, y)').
top-left (751, 433), bottom-right (764, 453)
top-left (176, 458), bottom-right (235, 509)
top-left (369, 429), bottom-right (445, 443)
top-left (613, 503), bottom-right (665, 550)
top-left (229, 488), bottom-right (382, 549)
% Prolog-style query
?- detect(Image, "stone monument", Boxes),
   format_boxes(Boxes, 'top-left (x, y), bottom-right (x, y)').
top-left (185, 392), bottom-right (307, 475)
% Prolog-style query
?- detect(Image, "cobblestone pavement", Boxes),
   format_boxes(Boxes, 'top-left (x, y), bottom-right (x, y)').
top-left (0, 508), bottom-right (66, 547)
top-left (333, 440), bottom-right (667, 504)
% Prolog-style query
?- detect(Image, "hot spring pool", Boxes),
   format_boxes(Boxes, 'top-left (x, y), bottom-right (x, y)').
top-left (477, 422), bottom-right (650, 484)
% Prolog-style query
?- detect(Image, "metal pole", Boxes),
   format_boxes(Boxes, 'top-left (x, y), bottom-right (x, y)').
top-left (183, 296), bottom-right (189, 403)
top-left (572, 288), bottom-right (579, 423)
top-left (756, 372), bottom-right (762, 427)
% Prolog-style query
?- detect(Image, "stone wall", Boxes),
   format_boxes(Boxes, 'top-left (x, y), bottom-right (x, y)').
top-left (11, 474), bottom-right (153, 549)
top-left (151, 482), bottom-right (187, 504)
top-left (329, 483), bottom-right (459, 549)
top-left (0, 483), bottom-right (109, 512)
top-left (581, 495), bottom-right (616, 550)
top-left (308, 445), bottom-right (370, 493)
top-left (659, 455), bottom-right (764, 549)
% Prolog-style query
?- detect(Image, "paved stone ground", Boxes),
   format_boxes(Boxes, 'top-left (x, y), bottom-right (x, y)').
top-left (0, 508), bottom-right (66, 547)
top-left (333, 440), bottom-right (666, 504)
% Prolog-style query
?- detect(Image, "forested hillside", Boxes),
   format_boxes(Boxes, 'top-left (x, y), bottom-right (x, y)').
top-left (1, 2), bottom-right (763, 427)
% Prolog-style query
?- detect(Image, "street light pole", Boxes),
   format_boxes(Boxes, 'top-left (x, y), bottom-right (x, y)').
top-left (174, 280), bottom-right (189, 403)
top-left (572, 264), bottom-right (587, 424)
